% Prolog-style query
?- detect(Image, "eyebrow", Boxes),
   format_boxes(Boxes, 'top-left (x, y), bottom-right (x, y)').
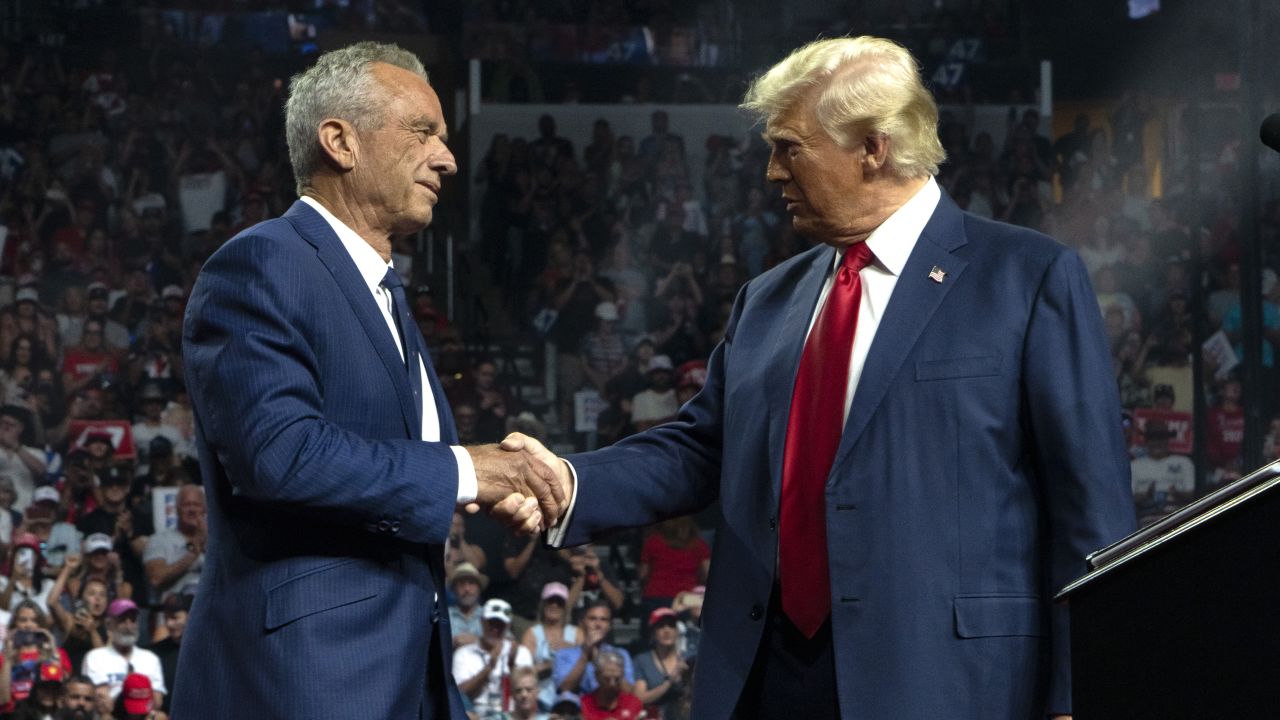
top-left (408, 115), bottom-right (448, 143)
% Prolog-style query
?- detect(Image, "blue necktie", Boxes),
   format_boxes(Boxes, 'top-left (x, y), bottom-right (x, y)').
top-left (382, 268), bottom-right (423, 430)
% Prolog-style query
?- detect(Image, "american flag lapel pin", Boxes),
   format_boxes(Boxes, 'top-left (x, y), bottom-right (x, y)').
top-left (928, 265), bottom-right (946, 283)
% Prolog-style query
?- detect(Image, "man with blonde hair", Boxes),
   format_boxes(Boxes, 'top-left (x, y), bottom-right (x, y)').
top-left (523, 36), bottom-right (1134, 719)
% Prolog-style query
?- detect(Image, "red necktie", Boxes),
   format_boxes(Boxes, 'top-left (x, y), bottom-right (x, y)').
top-left (780, 242), bottom-right (875, 638)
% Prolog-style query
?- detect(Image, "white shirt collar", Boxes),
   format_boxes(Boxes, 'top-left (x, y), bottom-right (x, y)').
top-left (299, 196), bottom-right (395, 290)
top-left (838, 175), bottom-right (941, 276)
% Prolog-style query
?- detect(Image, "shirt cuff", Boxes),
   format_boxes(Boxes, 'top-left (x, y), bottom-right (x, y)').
top-left (452, 446), bottom-right (478, 504)
top-left (545, 459), bottom-right (580, 547)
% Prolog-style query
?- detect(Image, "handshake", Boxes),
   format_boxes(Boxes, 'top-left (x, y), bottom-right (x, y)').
top-left (464, 433), bottom-right (572, 535)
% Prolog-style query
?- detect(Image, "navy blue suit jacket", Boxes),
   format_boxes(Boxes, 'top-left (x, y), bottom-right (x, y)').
top-left (174, 201), bottom-right (468, 719)
top-left (561, 195), bottom-right (1135, 719)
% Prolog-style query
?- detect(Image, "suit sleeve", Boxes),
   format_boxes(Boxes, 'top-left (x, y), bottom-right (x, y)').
top-left (183, 234), bottom-right (457, 545)
top-left (554, 286), bottom-right (750, 546)
top-left (1022, 249), bottom-right (1136, 715)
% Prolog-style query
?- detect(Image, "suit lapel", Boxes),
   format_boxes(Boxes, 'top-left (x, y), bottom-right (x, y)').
top-left (766, 246), bottom-right (837, 510)
top-left (829, 193), bottom-right (970, 475)
top-left (283, 201), bottom-right (421, 436)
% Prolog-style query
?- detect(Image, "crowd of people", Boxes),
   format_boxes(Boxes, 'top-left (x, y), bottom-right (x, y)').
top-left (0, 3), bottom-right (1273, 718)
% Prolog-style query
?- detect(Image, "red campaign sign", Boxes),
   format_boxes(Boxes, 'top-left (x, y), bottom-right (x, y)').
top-left (1131, 408), bottom-right (1193, 455)
top-left (66, 419), bottom-right (136, 459)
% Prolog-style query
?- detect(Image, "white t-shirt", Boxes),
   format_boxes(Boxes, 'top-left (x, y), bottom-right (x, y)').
top-left (0, 444), bottom-right (48, 512)
top-left (631, 389), bottom-right (678, 424)
top-left (82, 644), bottom-right (167, 698)
top-left (452, 639), bottom-right (532, 716)
top-left (1130, 454), bottom-right (1196, 496)
top-left (0, 576), bottom-right (54, 614)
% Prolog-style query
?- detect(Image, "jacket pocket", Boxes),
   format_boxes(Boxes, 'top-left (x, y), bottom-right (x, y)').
top-left (953, 594), bottom-right (1045, 638)
top-left (264, 558), bottom-right (378, 630)
top-left (915, 355), bottom-right (1002, 381)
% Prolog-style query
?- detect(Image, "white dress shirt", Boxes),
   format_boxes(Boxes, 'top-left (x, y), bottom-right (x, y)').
top-left (548, 177), bottom-right (942, 545)
top-left (811, 175), bottom-right (941, 421)
top-left (300, 196), bottom-right (477, 503)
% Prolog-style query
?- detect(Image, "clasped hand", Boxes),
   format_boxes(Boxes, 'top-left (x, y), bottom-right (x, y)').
top-left (464, 433), bottom-right (571, 535)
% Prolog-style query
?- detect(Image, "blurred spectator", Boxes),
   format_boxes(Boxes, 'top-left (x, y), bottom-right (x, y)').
top-left (1, 534), bottom-right (53, 613)
top-left (47, 565), bottom-right (109, 682)
top-left (56, 451), bottom-right (99, 527)
top-left (142, 485), bottom-right (204, 599)
top-left (0, 405), bottom-right (48, 511)
top-left (553, 600), bottom-right (633, 696)
top-left (520, 581), bottom-right (580, 710)
top-left (81, 599), bottom-right (164, 702)
top-left (92, 683), bottom-right (111, 719)
top-left (446, 562), bottom-right (487, 649)
top-left (639, 111), bottom-right (685, 170)
top-left (637, 517), bottom-right (708, 639)
top-left (530, 115), bottom-right (576, 172)
top-left (563, 545), bottom-right (624, 622)
top-left (8, 658), bottom-right (64, 720)
top-left (0, 478), bottom-right (20, 542)
top-left (549, 691), bottom-right (583, 720)
top-left (579, 650), bottom-right (643, 720)
top-left (81, 286), bottom-right (129, 355)
top-left (499, 529), bottom-right (573, 623)
top-left (1205, 377), bottom-right (1245, 484)
top-left (581, 303), bottom-right (628, 395)
top-left (453, 401), bottom-right (481, 446)
top-left (633, 607), bottom-right (690, 720)
top-left (148, 593), bottom-right (189, 714)
top-left (492, 665), bottom-right (543, 720)
top-left (674, 360), bottom-right (706, 406)
top-left (449, 359), bottom-right (518, 444)
top-left (59, 319), bottom-right (118, 398)
top-left (452, 598), bottom-right (532, 716)
top-left (32, 487), bottom-right (78, 572)
top-left (670, 588), bottom-right (703, 658)
top-left (111, 671), bottom-right (158, 720)
top-left (1131, 421), bottom-right (1194, 525)
top-left (551, 252), bottom-right (617, 431)
top-left (445, 512), bottom-right (488, 574)
top-left (599, 235), bottom-right (651, 344)
top-left (58, 674), bottom-right (98, 720)
top-left (630, 356), bottom-right (678, 432)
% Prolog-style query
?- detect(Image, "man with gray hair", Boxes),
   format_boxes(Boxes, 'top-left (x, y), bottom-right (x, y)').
top-left (175, 42), bottom-right (566, 719)
top-left (522, 36), bottom-right (1134, 719)
top-left (580, 649), bottom-right (644, 720)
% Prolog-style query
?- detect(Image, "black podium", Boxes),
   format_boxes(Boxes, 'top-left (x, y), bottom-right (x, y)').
top-left (1056, 461), bottom-right (1280, 718)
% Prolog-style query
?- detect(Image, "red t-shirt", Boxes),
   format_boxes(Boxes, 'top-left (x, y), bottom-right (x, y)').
top-left (1206, 406), bottom-right (1244, 468)
top-left (61, 349), bottom-right (118, 383)
top-left (581, 691), bottom-right (646, 720)
top-left (640, 532), bottom-right (710, 599)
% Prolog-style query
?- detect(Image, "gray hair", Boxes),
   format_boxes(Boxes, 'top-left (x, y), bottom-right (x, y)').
top-left (285, 41), bottom-right (429, 193)
top-left (594, 649), bottom-right (626, 673)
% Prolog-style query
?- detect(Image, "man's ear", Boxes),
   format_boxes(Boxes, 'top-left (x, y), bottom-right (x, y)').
top-left (862, 132), bottom-right (891, 173)
top-left (316, 118), bottom-right (358, 171)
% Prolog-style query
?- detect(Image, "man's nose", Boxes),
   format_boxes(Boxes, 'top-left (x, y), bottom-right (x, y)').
top-left (432, 142), bottom-right (457, 176)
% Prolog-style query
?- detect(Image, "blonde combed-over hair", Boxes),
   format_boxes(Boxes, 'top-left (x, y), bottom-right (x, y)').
top-left (741, 36), bottom-right (946, 179)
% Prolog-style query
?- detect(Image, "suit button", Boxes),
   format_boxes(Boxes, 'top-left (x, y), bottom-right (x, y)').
top-left (768, 517), bottom-right (777, 532)
top-left (390, 521), bottom-right (401, 534)
top-left (377, 519), bottom-right (391, 532)
top-left (749, 604), bottom-right (763, 621)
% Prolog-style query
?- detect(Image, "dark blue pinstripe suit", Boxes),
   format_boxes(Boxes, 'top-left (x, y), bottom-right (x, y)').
top-left (174, 201), bottom-right (468, 719)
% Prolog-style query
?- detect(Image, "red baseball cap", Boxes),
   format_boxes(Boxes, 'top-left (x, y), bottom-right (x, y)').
top-left (122, 673), bottom-right (153, 714)
top-left (649, 607), bottom-right (679, 626)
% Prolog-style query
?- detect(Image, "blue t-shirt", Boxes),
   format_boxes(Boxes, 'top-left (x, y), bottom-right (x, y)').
top-left (552, 644), bottom-right (634, 694)
top-left (1222, 301), bottom-right (1279, 367)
